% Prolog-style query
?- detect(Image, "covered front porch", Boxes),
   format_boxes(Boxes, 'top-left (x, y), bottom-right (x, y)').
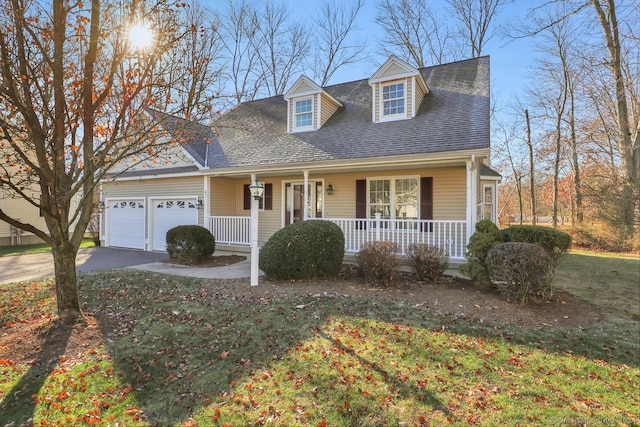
top-left (209, 215), bottom-right (468, 261)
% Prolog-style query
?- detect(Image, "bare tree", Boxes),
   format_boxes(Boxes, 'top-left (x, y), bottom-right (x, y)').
top-left (312, 0), bottom-right (366, 86)
top-left (589, 0), bottom-right (639, 233)
top-left (525, 109), bottom-right (537, 225)
top-left (447, 0), bottom-right (509, 57)
top-left (253, 1), bottom-right (310, 97)
top-left (216, 0), bottom-right (264, 105)
top-left (375, 0), bottom-right (460, 67)
top-left (0, 0), bottom-right (218, 317)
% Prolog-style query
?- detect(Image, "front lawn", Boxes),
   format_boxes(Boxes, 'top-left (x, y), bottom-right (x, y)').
top-left (0, 239), bottom-right (96, 257)
top-left (0, 252), bottom-right (638, 426)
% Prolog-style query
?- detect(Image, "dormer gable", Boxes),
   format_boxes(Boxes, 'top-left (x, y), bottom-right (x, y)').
top-left (284, 75), bottom-right (343, 133)
top-left (368, 55), bottom-right (429, 123)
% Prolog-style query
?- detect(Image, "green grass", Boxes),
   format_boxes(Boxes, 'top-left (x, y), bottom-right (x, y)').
top-left (0, 239), bottom-right (95, 257)
top-left (0, 251), bottom-right (638, 426)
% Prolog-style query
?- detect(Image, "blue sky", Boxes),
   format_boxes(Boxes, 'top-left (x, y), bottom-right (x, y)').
top-left (202, 0), bottom-right (537, 108)
top-left (277, 0), bottom-right (536, 106)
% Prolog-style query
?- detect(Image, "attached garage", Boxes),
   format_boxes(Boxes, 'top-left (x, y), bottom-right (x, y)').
top-left (150, 198), bottom-right (199, 251)
top-left (106, 199), bottom-right (146, 249)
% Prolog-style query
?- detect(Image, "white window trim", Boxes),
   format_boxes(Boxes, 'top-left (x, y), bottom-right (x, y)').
top-left (292, 97), bottom-right (314, 132)
top-left (482, 184), bottom-right (496, 222)
top-left (378, 81), bottom-right (408, 122)
top-left (367, 175), bottom-right (419, 220)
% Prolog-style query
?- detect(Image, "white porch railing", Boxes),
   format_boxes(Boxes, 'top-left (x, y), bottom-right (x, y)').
top-left (209, 216), bottom-right (251, 246)
top-left (208, 215), bottom-right (467, 260)
top-left (315, 216), bottom-right (467, 260)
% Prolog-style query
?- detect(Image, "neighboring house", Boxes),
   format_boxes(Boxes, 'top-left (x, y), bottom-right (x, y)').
top-left (0, 194), bottom-right (48, 246)
top-left (100, 55), bottom-right (500, 262)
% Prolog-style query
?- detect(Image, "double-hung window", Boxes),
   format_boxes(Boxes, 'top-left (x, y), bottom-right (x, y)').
top-left (369, 177), bottom-right (418, 228)
top-left (382, 82), bottom-right (405, 117)
top-left (294, 98), bottom-right (313, 130)
top-left (482, 185), bottom-right (495, 222)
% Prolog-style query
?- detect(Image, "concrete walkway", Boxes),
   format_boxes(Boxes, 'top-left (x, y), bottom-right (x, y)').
top-left (0, 247), bottom-right (254, 284)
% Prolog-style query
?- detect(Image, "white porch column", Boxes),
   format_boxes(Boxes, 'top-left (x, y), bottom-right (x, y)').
top-left (203, 176), bottom-right (210, 227)
top-left (250, 173), bottom-right (260, 286)
top-left (303, 170), bottom-right (309, 220)
top-left (465, 156), bottom-right (477, 242)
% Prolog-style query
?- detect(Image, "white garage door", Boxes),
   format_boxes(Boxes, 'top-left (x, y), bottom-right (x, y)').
top-left (151, 199), bottom-right (198, 251)
top-left (107, 199), bottom-right (146, 249)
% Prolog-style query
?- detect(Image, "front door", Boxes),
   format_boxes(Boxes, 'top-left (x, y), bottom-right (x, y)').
top-left (285, 182), bottom-right (324, 225)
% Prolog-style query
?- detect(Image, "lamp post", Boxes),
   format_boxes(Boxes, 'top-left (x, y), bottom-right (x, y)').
top-left (249, 175), bottom-right (264, 286)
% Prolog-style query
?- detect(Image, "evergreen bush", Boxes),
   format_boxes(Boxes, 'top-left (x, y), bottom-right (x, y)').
top-left (459, 219), bottom-right (503, 287)
top-left (505, 225), bottom-right (572, 266)
top-left (166, 225), bottom-right (216, 264)
top-left (259, 220), bottom-right (345, 280)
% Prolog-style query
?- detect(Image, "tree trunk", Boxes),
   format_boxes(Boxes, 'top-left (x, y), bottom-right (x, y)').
top-left (525, 109), bottom-right (536, 225)
top-left (591, 0), bottom-right (638, 234)
top-left (51, 243), bottom-right (81, 318)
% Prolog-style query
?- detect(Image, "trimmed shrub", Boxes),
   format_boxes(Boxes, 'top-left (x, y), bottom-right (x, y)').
top-left (166, 225), bottom-right (216, 265)
top-left (356, 241), bottom-right (401, 287)
top-left (459, 220), bottom-right (503, 287)
top-left (259, 220), bottom-right (345, 280)
top-left (487, 242), bottom-right (554, 304)
top-left (406, 243), bottom-right (449, 282)
top-left (505, 225), bottom-right (572, 266)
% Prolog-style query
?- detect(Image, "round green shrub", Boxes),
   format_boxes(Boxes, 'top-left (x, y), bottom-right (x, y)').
top-left (505, 225), bottom-right (572, 266)
top-left (166, 225), bottom-right (215, 264)
top-left (259, 220), bottom-right (345, 280)
top-left (459, 219), bottom-right (503, 287)
top-left (486, 242), bottom-right (554, 304)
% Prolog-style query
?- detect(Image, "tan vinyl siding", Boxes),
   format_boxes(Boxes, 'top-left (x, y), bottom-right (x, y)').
top-left (374, 83), bottom-right (380, 122)
top-left (406, 77), bottom-right (412, 118)
top-left (210, 177), bottom-right (237, 216)
top-left (312, 167), bottom-right (467, 220)
top-left (110, 143), bottom-right (196, 174)
top-left (313, 94), bottom-right (319, 130)
top-left (320, 93), bottom-right (340, 127)
top-left (102, 176), bottom-right (204, 226)
top-left (287, 100), bottom-right (294, 133)
top-left (0, 197), bottom-right (47, 243)
top-left (414, 78), bottom-right (426, 117)
top-left (379, 62), bottom-right (408, 78)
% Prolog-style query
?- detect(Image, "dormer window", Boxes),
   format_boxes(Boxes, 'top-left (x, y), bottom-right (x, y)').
top-left (284, 75), bottom-right (343, 134)
top-left (369, 55), bottom-right (429, 124)
top-left (295, 98), bottom-right (313, 129)
top-left (382, 82), bottom-right (405, 117)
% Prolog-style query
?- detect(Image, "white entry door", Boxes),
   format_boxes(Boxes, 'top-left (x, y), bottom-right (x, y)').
top-left (107, 199), bottom-right (146, 249)
top-left (150, 199), bottom-right (198, 251)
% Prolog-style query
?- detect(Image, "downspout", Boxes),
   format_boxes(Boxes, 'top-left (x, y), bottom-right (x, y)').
top-left (466, 155), bottom-right (477, 243)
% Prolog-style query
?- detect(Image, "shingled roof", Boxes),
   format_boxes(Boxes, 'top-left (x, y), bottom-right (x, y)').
top-left (168, 56), bottom-right (490, 170)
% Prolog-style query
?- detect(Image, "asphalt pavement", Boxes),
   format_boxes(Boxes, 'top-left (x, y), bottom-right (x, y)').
top-left (0, 246), bottom-right (254, 284)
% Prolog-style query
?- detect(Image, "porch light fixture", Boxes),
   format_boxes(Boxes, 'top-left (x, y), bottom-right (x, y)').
top-left (249, 179), bottom-right (264, 200)
top-left (98, 201), bottom-right (105, 210)
top-left (326, 184), bottom-right (334, 195)
top-left (196, 198), bottom-right (203, 209)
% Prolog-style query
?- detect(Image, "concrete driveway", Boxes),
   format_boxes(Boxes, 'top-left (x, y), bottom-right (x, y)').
top-left (0, 247), bottom-right (169, 284)
top-left (0, 246), bottom-right (255, 284)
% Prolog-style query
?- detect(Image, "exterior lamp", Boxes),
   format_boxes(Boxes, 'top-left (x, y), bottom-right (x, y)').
top-left (249, 179), bottom-right (264, 200)
top-left (196, 198), bottom-right (203, 209)
top-left (98, 201), bottom-right (105, 210)
top-left (326, 184), bottom-right (334, 195)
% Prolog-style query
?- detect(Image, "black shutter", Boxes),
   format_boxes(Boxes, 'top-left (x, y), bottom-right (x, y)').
top-left (264, 183), bottom-right (272, 210)
top-left (355, 179), bottom-right (367, 230)
top-left (420, 177), bottom-right (433, 232)
top-left (243, 184), bottom-right (250, 210)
